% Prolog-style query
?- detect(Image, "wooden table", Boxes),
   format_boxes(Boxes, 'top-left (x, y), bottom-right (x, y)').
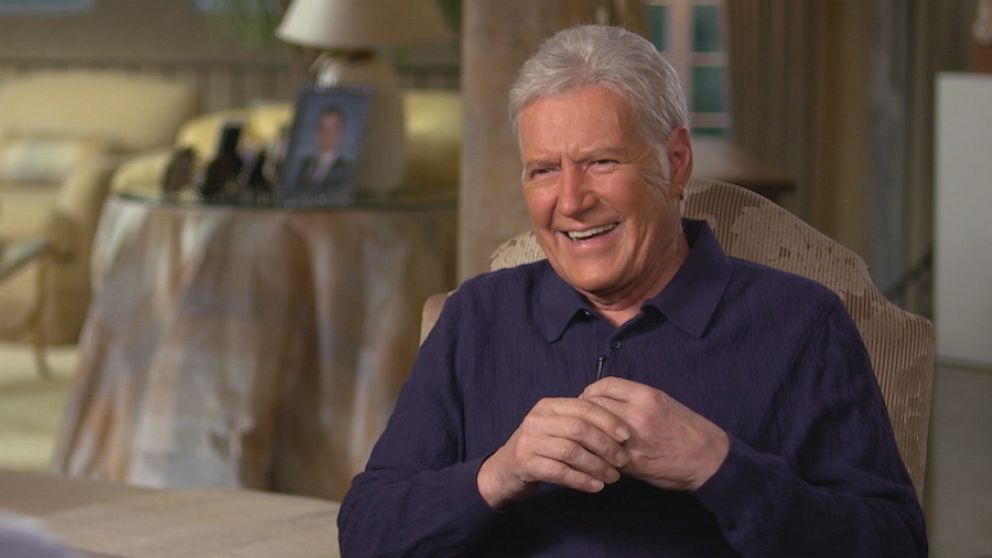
top-left (54, 195), bottom-right (456, 501)
top-left (0, 469), bottom-right (340, 557)
top-left (0, 238), bottom-right (51, 376)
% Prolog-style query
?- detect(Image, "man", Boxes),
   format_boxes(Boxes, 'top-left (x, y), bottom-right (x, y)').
top-left (296, 106), bottom-right (353, 191)
top-left (338, 25), bottom-right (926, 557)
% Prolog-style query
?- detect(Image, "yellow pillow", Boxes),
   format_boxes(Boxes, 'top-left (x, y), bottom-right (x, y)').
top-left (245, 102), bottom-right (293, 147)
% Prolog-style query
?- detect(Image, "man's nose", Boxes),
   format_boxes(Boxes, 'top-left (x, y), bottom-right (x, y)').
top-left (557, 164), bottom-right (596, 217)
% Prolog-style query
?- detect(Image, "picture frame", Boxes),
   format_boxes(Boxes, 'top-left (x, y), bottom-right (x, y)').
top-left (278, 85), bottom-right (373, 206)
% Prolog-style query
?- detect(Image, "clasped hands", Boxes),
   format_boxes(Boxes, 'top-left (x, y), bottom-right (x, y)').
top-left (477, 376), bottom-right (730, 509)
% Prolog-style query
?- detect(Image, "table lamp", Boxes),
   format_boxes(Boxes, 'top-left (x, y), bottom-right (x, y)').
top-left (276, 0), bottom-right (452, 197)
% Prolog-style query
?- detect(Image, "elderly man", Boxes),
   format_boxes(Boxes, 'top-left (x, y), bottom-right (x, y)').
top-left (338, 25), bottom-right (925, 557)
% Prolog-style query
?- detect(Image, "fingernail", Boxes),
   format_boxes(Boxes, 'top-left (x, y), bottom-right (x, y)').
top-left (591, 479), bottom-right (605, 491)
top-left (616, 426), bottom-right (630, 441)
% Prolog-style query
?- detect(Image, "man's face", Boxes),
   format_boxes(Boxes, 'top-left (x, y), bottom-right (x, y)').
top-left (316, 112), bottom-right (344, 153)
top-left (519, 85), bottom-right (692, 302)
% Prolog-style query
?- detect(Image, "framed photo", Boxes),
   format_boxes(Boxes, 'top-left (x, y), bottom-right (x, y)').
top-left (278, 85), bottom-right (372, 205)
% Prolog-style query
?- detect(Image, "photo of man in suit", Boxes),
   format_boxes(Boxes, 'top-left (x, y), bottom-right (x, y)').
top-left (296, 106), bottom-right (354, 192)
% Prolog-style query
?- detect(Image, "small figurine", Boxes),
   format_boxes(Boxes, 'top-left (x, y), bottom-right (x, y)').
top-left (162, 147), bottom-right (196, 198)
top-left (197, 123), bottom-right (243, 201)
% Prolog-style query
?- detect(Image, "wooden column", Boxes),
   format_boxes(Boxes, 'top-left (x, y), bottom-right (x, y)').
top-left (459, 0), bottom-right (604, 280)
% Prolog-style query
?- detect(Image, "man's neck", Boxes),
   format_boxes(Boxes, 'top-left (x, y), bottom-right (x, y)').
top-left (584, 232), bottom-right (690, 328)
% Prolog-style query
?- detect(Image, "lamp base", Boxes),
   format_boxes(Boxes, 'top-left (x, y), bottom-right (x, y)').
top-left (314, 52), bottom-right (406, 197)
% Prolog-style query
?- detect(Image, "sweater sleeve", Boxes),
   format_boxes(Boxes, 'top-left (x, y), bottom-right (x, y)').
top-left (693, 298), bottom-right (927, 557)
top-left (337, 289), bottom-right (499, 558)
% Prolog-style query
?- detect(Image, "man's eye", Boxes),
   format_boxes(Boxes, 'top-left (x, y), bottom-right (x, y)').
top-left (591, 160), bottom-right (618, 171)
top-left (530, 168), bottom-right (553, 178)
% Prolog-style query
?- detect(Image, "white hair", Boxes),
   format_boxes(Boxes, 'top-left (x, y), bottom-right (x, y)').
top-left (509, 25), bottom-right (689, 180)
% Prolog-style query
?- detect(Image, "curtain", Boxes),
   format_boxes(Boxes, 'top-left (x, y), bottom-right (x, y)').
top-left (724, 0), bottom-right (827, 220)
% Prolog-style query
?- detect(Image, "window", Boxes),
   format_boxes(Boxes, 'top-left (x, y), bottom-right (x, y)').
top-left (193, 0), bottom-right (276, 13)
top-left (645, 0), bottom-right (729, 137)
top-left (0, 0), bottom-right (92, 13)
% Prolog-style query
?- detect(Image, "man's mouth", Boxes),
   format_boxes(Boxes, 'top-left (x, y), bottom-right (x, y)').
top-left (564, 222), bottom-right (618, 241)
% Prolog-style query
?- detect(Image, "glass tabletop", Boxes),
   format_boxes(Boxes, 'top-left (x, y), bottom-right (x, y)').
top-left (115, 187), bottom-right (457, 212)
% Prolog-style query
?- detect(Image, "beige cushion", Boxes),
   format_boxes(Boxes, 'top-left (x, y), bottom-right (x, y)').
top-left (175, 109), bottom-right (247, 159)
top-left (0, 136), bottom-right (105, 184)
top-left (0, 71), bottom-right (197, 152)
top-left (484, 178), bottom-right (935, 500)
top-left (0, 183), bottom-right (60, 242)
top-left (109, 149), bottom-right (174, 197)
top-left (245, 102), bottom-right (293, 147)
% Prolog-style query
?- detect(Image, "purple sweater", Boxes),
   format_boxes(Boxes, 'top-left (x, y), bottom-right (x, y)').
top-left (338, 220), bottom-right (926, 557)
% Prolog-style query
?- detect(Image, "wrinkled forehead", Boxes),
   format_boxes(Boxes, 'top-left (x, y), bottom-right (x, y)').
top-left (515, 84), bottom-right (640, 144)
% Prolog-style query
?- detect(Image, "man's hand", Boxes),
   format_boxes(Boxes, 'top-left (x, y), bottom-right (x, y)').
top-left (477, 397), bottom-right (631, 509)
top-left (580, 377), bottom-right (730, 492)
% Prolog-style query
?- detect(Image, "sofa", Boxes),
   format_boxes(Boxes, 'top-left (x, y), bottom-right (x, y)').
top-left (0, 71), bottom-right (198, 344)
top-left (112, 90), bottom-right (462, 199)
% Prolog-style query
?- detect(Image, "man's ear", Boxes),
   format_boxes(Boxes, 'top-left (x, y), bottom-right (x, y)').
top-left (666, 126), bottom-right (693, 199)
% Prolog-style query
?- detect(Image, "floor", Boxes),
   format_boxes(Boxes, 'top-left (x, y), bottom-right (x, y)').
top-left (925, 361), bottom-right (992, 558)
top-left (0, 342), bottom-right (989, 556)
top-left (0, 343), bottom-right (75, 471)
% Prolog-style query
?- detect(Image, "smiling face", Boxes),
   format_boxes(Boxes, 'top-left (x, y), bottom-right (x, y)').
top-left (519, 85), bottom-right (693, 318)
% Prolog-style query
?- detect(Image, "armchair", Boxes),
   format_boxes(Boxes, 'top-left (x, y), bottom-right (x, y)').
top-left (0, 71), bottom-right (197, 344)
top-left (420, 178), bottom-right (935, 500)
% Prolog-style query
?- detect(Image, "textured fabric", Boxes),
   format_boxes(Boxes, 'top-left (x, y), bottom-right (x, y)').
top-left (0, 511), bottom-right (79, 558)
top-left (342, 220), bottom-right (924, 557)
top-left (724, 0), bottom-right (826, 215)
top-left (0, 137), bottom-right (102, 184)
top-left (109, 149), bottom-right (174, 197)
top-left (0, 71), bottom-right (198, 152)
top-left (54, 196), bottom-right (456, 501)
top-left (487, 178), bottom-right (935, 499)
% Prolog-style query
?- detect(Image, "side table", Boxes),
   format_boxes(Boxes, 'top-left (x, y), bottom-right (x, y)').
top-left (54, 194), bottom-right (456, 501)
top-left (0, 238), bottom-right (52, 377)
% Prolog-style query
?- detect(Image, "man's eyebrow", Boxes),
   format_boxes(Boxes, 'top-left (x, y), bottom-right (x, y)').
top-left (523, 157), bottom-right (559, 169)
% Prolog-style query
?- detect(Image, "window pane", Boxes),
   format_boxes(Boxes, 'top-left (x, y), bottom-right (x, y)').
top-left (692, 66), bottom-right (725, 112)
top-left (195, 0), bottom-right (276, 12)
top-left (645, 4), bottom-right (668, 52)
top-left (692, 5), bottom-right (722, 53)
top-left (0, 0), bottom-right (91, 12)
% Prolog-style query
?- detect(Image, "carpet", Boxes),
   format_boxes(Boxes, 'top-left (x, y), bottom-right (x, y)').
top-left (0, 342), bottom-right (76, 471)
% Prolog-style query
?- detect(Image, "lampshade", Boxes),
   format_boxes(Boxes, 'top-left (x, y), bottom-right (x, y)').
top-left (276, 0), bottom-right (452, 50)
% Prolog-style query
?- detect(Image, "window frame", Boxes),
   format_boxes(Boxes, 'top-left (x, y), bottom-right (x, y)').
top-left (646, 0), bottom-right (730, 134)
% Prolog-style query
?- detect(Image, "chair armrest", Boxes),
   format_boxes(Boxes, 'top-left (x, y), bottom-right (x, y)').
top-left (50, 154), bottom-right (116, 260)
top-left (420, 291), bottom-right (452, 345)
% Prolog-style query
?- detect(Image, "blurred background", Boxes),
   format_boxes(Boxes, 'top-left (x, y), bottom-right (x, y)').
top-left (0, 1), bottom-right (988, 556)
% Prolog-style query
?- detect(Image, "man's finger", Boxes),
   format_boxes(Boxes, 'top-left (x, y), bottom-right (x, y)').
top-left (581, 376), bottom-right (651, 403)
top-left (582, 395), bottom-right (626, 420)
top-left (527, 456), bottom-right (610, 493)
top-left (530, 438), bottom-right (622, 483)
top-left (534, 420), bottom-right (628, 469)
top-left (540, 397), bottom-right (631, 444)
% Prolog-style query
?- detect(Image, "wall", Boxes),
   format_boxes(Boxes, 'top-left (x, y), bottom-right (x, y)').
top-left (0, 0), bottom-right (460, 112)
top-left (0, 0), bottom-right (294, 111)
